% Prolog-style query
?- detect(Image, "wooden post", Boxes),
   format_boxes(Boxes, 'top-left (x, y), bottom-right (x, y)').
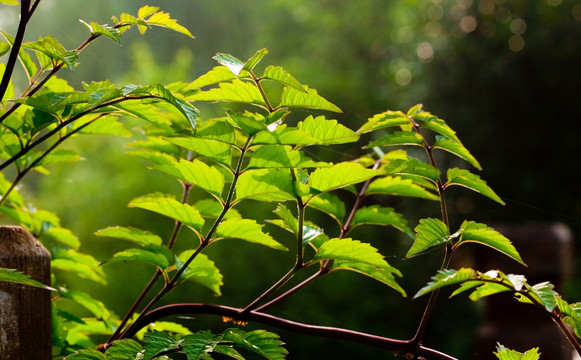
top-left (0, 225), bottom-right (51, 360)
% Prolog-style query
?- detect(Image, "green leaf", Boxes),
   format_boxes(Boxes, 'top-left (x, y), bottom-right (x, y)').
top-left (39, 227), bottom-right (80, 249)
top-left (456, 221), bottom-right (524, 265)
top-left (79, 20), bottom-right (121, 44)
top-left (107, 244), bottom-right (172, 270)
top-left (52, 249), bottom-right (106, 284)
top-left (105, 339), bottom-right (143, 360)
top-left (365, 131), bottom-right (423, 148)
top-left (445, 168), bottom-right (504, 205)
top-left (226, 110), bottom-right (268, 136)
top-left (262, 65), bottom-right (306, 92)
top-left (247, 145), bottom-right (329, 170)
top-left (494, 343), bottom-right (541, 360)
top-left (365, 176), bottom-right (439, 200)
top-left (414, 268), bottom-right (477, 298)
top-left (64, 350), bottom-right (106, 360)
top-left (23, 36), bottom-right (78, 70)
top-left (468, 282), bottom-right (512, 301)
top-left (357, 110), bottom-right (409, 133)
top-left (350, 206), bottom-right (412, 237)
top-left (406, 104), bottom-right (423, 117)
top-left (308, 162), bottom-right (383, 194)
top-left (59, 289), bottom-right (111, 320)
top-left (306, 192), bottom-right (346, 226)
top-left (95, 226), bottom-right (162, 246)
top-left (528, 282), bottom-right (558, 312)
top-left (1, 32), bottom-right (38, 80)
top-left (194, 118), bottom-right (237, 144)
top-left (271, 204), bottom-right (299, 235)
top-left (279, 86), bottom-right (341, 113)
top-left (215, 218), bottom-right (287, 251)
top-left (165, 137), bottom-right (232, 169)
top-left (129, 193), bottom-right (205, 232)
top-left (406, 218), bottom-right (450, 258)
top-left (176, 251), bottom-right (223, 295)
top-left (0, 0), bottom-right (18, 5)
top-left (156, 84), bottom-right (199, 130)
top-left (77, 115), bottom-right (132, 137)
top-left (144, 9), bottom-right (194, 38)
top-left (243, 48), bottom-right (268, 71)
top-left (0, 41), bottom-right (10, 56)
top-left (189, 66), bottom-right (239, 89)
top-left (154, 159), bottom-right (225, 199)
top-left (189, 80), bottom-right (266, 108)
top-left (143, 330), bottom-right (181, 360)
top-left (434, 136), bottom-right (481, 170)
top-left (414, 112), bottom-right (460, 143)
top-left (213, 52), bottom-right (245, 76)
top-left (235, 169), bottom-right (296, 202)
top-left (0, 267), bottom-right (54, 290)
top-left (36, 148), bottom-right (82, 167)
top-left (383, 158), bottom-right (440, 184)
top-left (112, 102), bottom-right (173, 132)
top-left (194, 199), bottom-right (241, 219)
top-left (222, 328), bottom-right (288, 360)
top-left (331, 260), bottom-right (406, 297)
top-left (214, 345), bottom-right (245, 360)
top-left (182, 331), bottom-right (221, 359)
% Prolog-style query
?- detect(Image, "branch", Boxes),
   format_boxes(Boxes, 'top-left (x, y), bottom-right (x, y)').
top-left (120, 303), bottom-right (458, 360)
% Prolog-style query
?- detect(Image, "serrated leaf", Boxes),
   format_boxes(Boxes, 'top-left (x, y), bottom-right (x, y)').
top-left (434, 136), bottom-right (481, 170)
top-left (145, 10), bottom-right (194, 38)
top-left (154, 159), bottom-right (225, 199)
top-left (226, 110), bottom-right (268, 136)
top-left (177, 251), bottom-right (223, 295)
top-left (79, 20), bottom-right (121, 44)
top-left (138, 5), bottom-right (160, 19)
top-left (243, 48), bottom-right (268, 71)
top-left (0, 41), bottom-right (9, 56)
top-left (306, 192), bottom-right (346, 226)
top-left (39, 226), bottom-right (80, 249)
top-left (406, 218), bottom-right (450, 258)
top-left (215, 218), bottom-right (287, 250)
top-left (272, 204), bottom-right (298, 234)
top-left (308, 162), bottom-right (383, 194)
top-left (446, 168), bottom-right (504, 205)
top-left (350, 206), bottom-right (412, 237)
top-left (247, 145), bottom-right (329, 170)
top-left (262, 65), bottom-right (306, 92)
top-left (528, 282), bottom-right (558, 312)
top-left (77, 115), bottom-right (132, 137)
top-left (414, 268), bottom-right (477, 298)
top-left (407, 104), bottom-right (423, 117)
top-left (95, 226), bottom-right (162, 246)
top-left (494, 343), bottom-right (541, 360)
top-left (189, 66), bottom-right (239, 89)
top-left (189, 80), bottom-right (266, 108)
top-left (105, 339), bottom-right (143, 360)
top-left (357, 110), bottom-right (409, 133)
top-left (156, 84), bottom-right (198, 130)
top-left (64, 350), bottom-right (106, 360)
top-left (365, 131), bottom-right (424, 148)
top-left (456, 221), bottom-right (524, 265)
top-left (365, 176), bottom-right (439, 200)
top-left (331, 260), bottom-right (406, 297)
top-left (143, 330), bottom-right (181, 360)
top-left (59, 289), bottom-right (110, 320)
top-left (468, 282), bottom-right (512, 301)
top-left (0, 267), bottom-right (54, 290)
top-left (112, 102), bottom-right (173, 132)
top-left (213, 52), bottom-right (245, 76)
top-left (214, 345), bottom-right (245, 360)
top-left (165, 137), bottom-right (232, 169)
top-left (383, 158), bottom-right (440, 184)
top-left (194, 199), bottom-right (240, 219)
top-left (1, 32), bottom-right (38, 80)
top-left (52, 249), bottom-right (106, 284)
top-left (194, 118), bottom-right (237, 144)
top-left (182, 331), bottom-right (221, 359)
top-left (129, 193), bottom-right (205, 232)
top-left (222, 329), bottom-right (288, 360)
top-left (279, 86), bottom-right (341, 113)
top-left (414, 112), bottom-right (460, 143)
top-left (107, 244), bottom-right (172, 270)
top-left (23, 36), bottom-right (78, 70)
top-left (235, 169), bottom-right (296, 202)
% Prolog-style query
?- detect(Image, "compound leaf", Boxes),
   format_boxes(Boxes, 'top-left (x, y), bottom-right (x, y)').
top-left (177, 251), bottom-right (223, 295)
top-left (129, 193), bottom-right (205, 232)
top-left (306, 192), bottom-right (346, 226)
top-left (143, 330), bottom-right (181, 360)
top-left (365, 176), bottom-right (439, 200)
top-left (215, 218), bottom-right (287, 250)
top-left (222, 329), bottom-right (288, 360)
top-left (365, 131), bottom-right (423, 148)
top-left (262, 65), bottom-right (306, 92)
top-left (279, 86), bottom-right (341, 113)
top-left (107, 244), bottom-right (172, 270)
top-left (308, 162), bottom-right (383, 194)
top-left (0, 267), bottom-right (54, 290)
top-left (95, 226), bottom-right (162, 246)
top-left (190, 80), bottom-right (265, 108)
top-left (247, 145), bottom-right (329, 169)
top-left (357, 110), bottom-right (409, 133)
top-left (456, 221), bottom-right (524, 265)
top-left (166, 137), bottom-right (232, 169)
top-left (494, 344), bottom-right (540, 360)
top-left (434, 136), bottom-right (481, 170)
top-left (350, 205), bottom-right (412, 237)
top-left (445, 168), bottom-right (504, 205)
top-left (154, 159), bottom-right (225, 199)
top-left (406, 218), bottom-right (450, 258)
top-left (235, 169), bottom-right (296, 202)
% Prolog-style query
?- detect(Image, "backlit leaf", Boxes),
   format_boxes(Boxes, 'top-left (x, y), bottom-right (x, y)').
top-left (145, 10), bottom-right (194, 38)
top-left (248, 145), bottom-right (329, 169)
top-left (156, 84), bottom-right (199, 130)
top-left (365, 131), bottom-right (423, 148)
top-left (194, 118), bottom-right (237, 144)
top-left (365, 176), bottom-right (439, 200)
top-left (154, 159), bottom-right (225, 199)
top-left (39, 227), bottom-right (80, 249)
top-left (434, 136), bottom-right (481, 170)
top-left (176, 251), bottom-right (223, 295)
top-left (23, 36), bottom-right (78, 70)
top-left (414, 268), bottom-right (477, 298)
top-left (235, 169), bottom-right (296, 202)
top-left (494, 344), bottom-right (540, 360)
top-left (59, 289), bottom-right (110, 320)
top-left (445, 168), bottom-right (504, 205)
top-left (213, 52), bottom-right (245, 76)
top-left (0, 267), bottom-right (54, 290)
top-left (95, 226), bottom-right (162, 246)
top-left (52, 250), bottom-right (106, 285)
top-left (383, 158), bottom-right (440, 183)
top-left (129, 193), bottom-right (205, 232)
top-left (529, 282), bottom-right (558, 312)
top-left (166, 137), bottom-right (232, 169)
top-left (406, 218), bottom-right (450, 258)
top-left (357, 110), bottom-right (409, 133)
top-left (308, 162), bottom-right (383, 194)
top-left (227, 110), bottom-right (268, 136)
top-left (243, 48), bottom-right (268, 71)
top-left (107, 244), bottom-right (172, 270)
top-left (262, 65), bottom-right (306, 92)
top-left (215, 218), bottom-right (287, 250)
top-left (189, 66), bottom-right (239, 89)
top-left (456, 221), bottom-right (524, 265)
top-left (414, 112), bottom-right (460, 143)
top-left (79, 20), bottom-right (121, 44)
top-left (190, 79), bottom-right (266, 108)
top-left (297, 115), bottom-right (358, 144)
top-left (331, 260), bottom-right (406, 297)
top-left (279, 86), bottom-right (341, 113)
top-left (350, 206), bottom-right (412, 237)
top-left (306, 192), bottom-right (346, 226)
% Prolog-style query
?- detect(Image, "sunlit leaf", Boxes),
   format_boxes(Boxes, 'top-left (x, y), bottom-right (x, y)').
top-left (494, 343), bottom-right (540, 360)
top-left (308, 162), bottom-right (383, 194)
top-left (145, 10), bottom-right (194, 38)
top-left (306, 192), bottom-right (346, 226)
top-left (112, 102), bottom-right (173, 132)
top-left (331, 260), bottom-right (406, 297)
top-left (406, 218), bottom-right (450, 258)
top-left (248, 145), bottom-right (329, 170)
top-left (39, 227), bottom-right (80, 249)
top-left (222, 328), bottom-right (288, 360)
top-left (106, 244), bottom-right (172, 270)
top-left (95, 226), bottom-right (162, 246)
top-left (357, 110), bottom-right (409, 133)
top-left (213, 52), bottom-right (245, 76)
top-left (383, 158), bottom-right (440, 184)
top-left (414, 112), bottom-right (460, 143)
top-left (365, 131), bottom-right (423, 148)
top-left (189, 79), bottom-right (266, 108)
top-left (262, 65), bottom-right (306, 92)
top-left (468, 282), bottom-right (512, 301)
top-left (194, 199), bottom-right (241, 219)
top-left (176, 251), bottom-right (223, 295)
top-left (215, 218), bottom-right (287, 250)
top-left (156, 84), bottom-right (198, 130)
top-left (0, 267), bottom-right (54, 290)
top-left (23, 36), bottom-right (78, 70)
top-left (365, 176), bottom-right (439, 200)
top-left (279, 86), bottom-right (341, 113)
top-left (445, 168), bottom-right (504, 205)
top-left (350, 206), bottom-right (412, 237)
top-left (129, 193), bottom-right (205, 232)
top-left (194, 118), bottom-right (237, 144)
top-left (154, 159), bottom-right (225, 199)
top-left (79, 20), bottom-right (121, 44)
top-left (165, 137), bottom-right (232, 169)
top-left (434, 136), bottom-right (481, 170)
top-left (235, 168), bottom-right (296, 202)
top-left (456, 221), bottom-right (524, 265)
top-left (52, 250), bottom-right (106, 285)
top-left (227, 110), bottom-right (268, 136)
top-left (243, 48), bottom-right (268, 71)
top-left (414, 268), bottom-right (477, 298)
top-left (189, 66), bottom-right (239, 89)
top-left (528, 282), bottom-right (558, 312)
top-left (59, 289), bottom-right (110, 320)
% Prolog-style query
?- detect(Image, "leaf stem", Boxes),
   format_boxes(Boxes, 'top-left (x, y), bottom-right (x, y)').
top-left (250, 70), bottom-right (274, 113)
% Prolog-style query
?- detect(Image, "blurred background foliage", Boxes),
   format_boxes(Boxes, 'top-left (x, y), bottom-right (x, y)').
top-left (1, 0), bottom-right (580, 358)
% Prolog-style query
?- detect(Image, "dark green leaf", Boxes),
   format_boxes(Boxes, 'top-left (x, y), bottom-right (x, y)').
top-left (143, 330), bottom-right (181, 360)
top-left (156, 84), bottom-right (199, 130)
top-left (105, 339), bottom-right (143, 360)
top-left (406, 218), bottom-right (450, 258)
top-left (79, 20), bottom-right (121, 44)
top-left (222, 329), bottom-right (288, 360)
top-left (64, 350), bottom-right (106, 360)
top-left (213, 53), bottom-right (245, 76)
top-left (0, 267), bottom-right (55, 290)
top-left (182, 331), bottom-right (221, 360)
top-left (445, 168), bottom-right (504, 205)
